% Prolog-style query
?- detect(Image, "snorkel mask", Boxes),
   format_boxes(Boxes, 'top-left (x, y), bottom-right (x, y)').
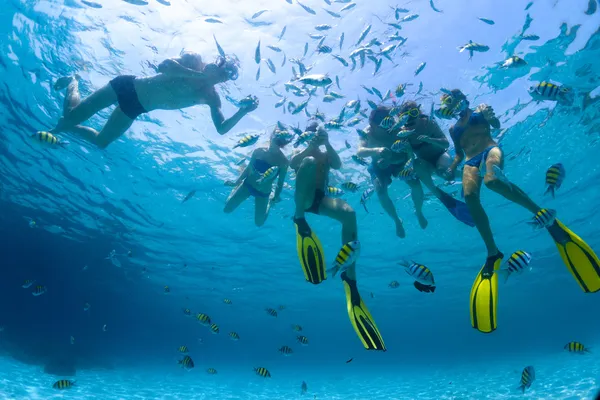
top-left (398, 106), bottom-right (420, 127)
top-left (215, 55), bottom-right (240, 81)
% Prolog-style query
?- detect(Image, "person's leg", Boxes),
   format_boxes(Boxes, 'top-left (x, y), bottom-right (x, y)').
top-left (374, 177), bottom-right (405, 238)
top-left (92, 107), bottom-right (134, 149)
top-left (319, 197), bottom-right (358, 279)
top-left (224, 181), bottom-right (251, 214)
top-left (415, 158), bottom-right (443, 196)
top-left (53, 77), bottom-right (118, 132)
top-left (254, 196), bottom-right (270, 227)
top-left (483, 147), bottom-right (541, 214)
top-left (463, 165), bottom-right (499, 256)
top-left (294, 157), bottom-right (317, 219)
top-left (404, 177), bottom-right (428, 229)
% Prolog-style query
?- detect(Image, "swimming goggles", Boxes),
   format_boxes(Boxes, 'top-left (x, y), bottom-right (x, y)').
top-left (398, 107), bottom-right (420, 122)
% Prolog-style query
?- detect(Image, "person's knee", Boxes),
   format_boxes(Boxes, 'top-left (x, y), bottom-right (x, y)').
top-left (299, 156), bottom-right (317, 171)
top-left (341, 204), bottom-right (357, 224)
top-left (484, 176), bottom-right (500, 189)
top-left (374, 179), bottom-right (386, 195)
top-left (464, 190), bottom-right (480, 203)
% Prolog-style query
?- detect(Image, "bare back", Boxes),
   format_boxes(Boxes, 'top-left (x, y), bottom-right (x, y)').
top-left (134, 74), bottom-right (218, 111)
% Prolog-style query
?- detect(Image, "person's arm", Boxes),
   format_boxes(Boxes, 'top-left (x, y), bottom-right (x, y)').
top-left (357, 137), bottom-right (385, 158)
top-left (290, 147), bottom-right (312, 170)
top-left (476, 104), bottom-right (501, 129)
top-left (447, 127), bottom-right (465, 173)
top-left (417, 121), bottom-right (450, 150)
top-left (225, 158), bottom-right (252, 187)
top-left (157, 57), bottom-right (205, 78)
top-left (272, 163), bottom-right (289, 201)
top-left (209, 94), bottom-right (254, 135)
top-left (325, 141), bottom-right (342, 170)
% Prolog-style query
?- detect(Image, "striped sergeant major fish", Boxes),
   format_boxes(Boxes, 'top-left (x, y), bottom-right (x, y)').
top-left (528, 81), bottom-right (574, 105)
top-left (326, 240), bottom-right (361, 277)
top-left (518, 366), bottom-right (535, 393)
top-left (399, 260), bottom-right (436, 293)
top-left (31, 131), bottom-right (69, 147)
top-left (254, 366), bottom-right (272, 377)
top-left (53, 380), bottom-right (75, 390)
top-left (564, 341), bottom-right (591, 354)
top-left (544, 163), bottom-right (565, 198)
top-left (499, 250), bottom-right (532, 283)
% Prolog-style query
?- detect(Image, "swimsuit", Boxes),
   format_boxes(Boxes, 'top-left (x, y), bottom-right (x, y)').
top-left (109, 75), bottom-right (147, 120)
top-left (368, 161), bottom-right (404, 186)
top-left (412, 141), bottom-right (446, 167)
top-left (244, 158), bottom-right (276, 198)
top-left (306, 189), bottom-right (325, 214)
top-left (454, 112), bottom-right (499, 169)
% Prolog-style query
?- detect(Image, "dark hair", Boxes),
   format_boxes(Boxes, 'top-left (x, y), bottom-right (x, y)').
top-left (368, 106), bottom-right (391, 126)
top-left (398, 100), bottom-right (420, 114)
top-left (449, 89), bottom-right (466, 101)
top-left (305, 121), bottom-right (320, 132)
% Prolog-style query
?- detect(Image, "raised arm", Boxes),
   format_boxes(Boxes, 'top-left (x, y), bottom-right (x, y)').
top-left (272, 162), bottom-right (289, 202)
top-left (290, 147), bottom-right (312, 170)
top-left (157, 53), bottom-right (206, 78)
top-left (356, 129), bottom-right (385, 158)
top-left (446, 126), bottom-right (465, 177)
top-left (419, 120), bottom-right (450, 150)
top-left (209, 93), bottom-right (257, 135)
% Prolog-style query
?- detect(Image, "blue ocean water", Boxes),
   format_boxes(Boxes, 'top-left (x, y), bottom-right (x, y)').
top-left (1, 0), bottom-right (600, 398)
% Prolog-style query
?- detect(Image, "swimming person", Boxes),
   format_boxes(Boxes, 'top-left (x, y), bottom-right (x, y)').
top-left (440, 89), bottom-right (600, 334)
top-left (395, 100), bottom-right (474, 227)
top-left (50, 52), bottom-right (258, 149)
top-left (224, 129), bottom-right (291, 226)
top-left (357, 106), bottom-right (423, 238)
top-left (291, 122), bottom-right (386, 351)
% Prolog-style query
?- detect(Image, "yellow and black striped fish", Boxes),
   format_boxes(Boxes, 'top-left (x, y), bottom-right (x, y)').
top-left (164, 286), bottom-right (170, 293)
top-left (229, 332), bottom-right (240, 341)
top-left (196, 313), bottom-right (211, 325)
top-left (397, 167), bottom-right (417, 181)
top-left (32, 285), bottom-right (47, 296)
top-left (254, 367), bottom-right (272, 378)
top-left (277, 304), bottom-right (286, 311)
top-left (265, 308), bottom-right (278, 317)
top-left (210, 323), bottom-right (220, 334)
top-left (564, 341), bottom-right (590, 354)
top-left (256, 166), bottom-right (279, 184)
top-left (501, 250), bottom-right (532, 283)
top-left (52, 379), bottom-right (75, 389)
top-left (544, 163), bottom-right (565, 198)
top-left (326, 186), bottom-right (345, 198)
top-left (207, 368), bottom-right (218, 374)
top-left (278, 345), bottom-right (294, 356)
top-left (528, 81), bottom-right (567, 102)
top-left (297, 335), bottom-right (309, 345)
top-left (327, 240), bottom-right (361, 277)
top-left (233, 134), bottom-right (260, 149)
top-left (182, 308), bottom-right (192, 316)
top-left (341, 182), bottom-right (359, 192)
top-left (223, 298), bottom-right (232, 305)
top-left (527, 208), bottom-right (556, 229)
top-left (31, 131), bottom-right (69, 147)
top-left (379, 115), bottom-right (395, 130)
top-left (434, 106), bottom-right (455, 120)
top-left (389, 280), bottom-right (400, 288)
top-left (178, 345), bottom-right (189, 353)
top-left (518, 366), bottom-right (535, 393)
top-left (291, 324), bottom-right (303, 332)
top-left (179, 355), bottom-right (195, 369)
top-left (399, 260), bottom-right (436, 293)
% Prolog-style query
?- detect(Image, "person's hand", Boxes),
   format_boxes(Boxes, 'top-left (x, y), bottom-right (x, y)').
top-left (310, 128), bottom-right (328, 147)
top-left (224, 180), bottom-right (237, 187)
top-left (416, 135), bottom-right (433, 143)
top-left (240, 95), bottom-right (259, 113)
top-left (476, 103), bottom-right (495, 122)
top-left (378, 147), bottom-right (393, 160)
top-left (442, 166), bottom-right (456, 181)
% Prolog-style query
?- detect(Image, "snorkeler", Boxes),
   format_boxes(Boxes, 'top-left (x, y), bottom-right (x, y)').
top-left (292, 122), bottom-right (386, 351)
top-left (439, 89), bottom-right (600, 334)
top-left (223, 129), bottom-right (291, 226)
top-left (395, 100), bottom-right (474, 227)
top-left (357, 106), bottom-right (422, 238)
top-left (50, 52), bottom-right (258, 149)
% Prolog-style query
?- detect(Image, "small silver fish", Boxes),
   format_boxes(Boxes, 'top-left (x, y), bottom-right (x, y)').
top-left (275, 97), bottom-right (286, 108)
top-left (415, 62), bottom-right (426, 76)
top-left (429, 0), bottom-right (442, 12)
top-left (332, 54), bottom-right (348, 66)
top-left (213, 35), bottom-right (226, 57)
top-left (478, 17), bottom-right (495, 25)
top-left (255, 40), bottom-right (261, 64)
top-left (256, 65), bottom-right (261, 81)
top-left (360, 188), bottom-right (374, 212)
top-left (315, 24), bottom-right (332, 31)
top-left (373, 58), bottom-right (382, 75)
top-left (356, 25), bottom-right (371, 47)
top-left (336, 76), bottom-right (341, 90)
top-left (297, 1), bottom-right (317, 14)
top-left (521, 34), bottom-right (540, 41)
top-left (458, 40), bottom-right (490, 59)
top-left (325, 9), bottom-right (342, 18)
top-left (340, 3), bottom-right (356, 11)
top-left (401, 14), bottom-right (419, 22)
top-left (205, 17), bottom-right (223, 24)
top-left (267, 45), bottom-right (282, 52)
top-left (281, 52), bottom-right (287, 67)
top-left (278, 26), bottom-right (287, 41)
top-left (339, 32), bottom-right (345, 51)
top-left (251, 10), bottom-right (269, 19)
top-left (265, 59), bottom-right (276, 73)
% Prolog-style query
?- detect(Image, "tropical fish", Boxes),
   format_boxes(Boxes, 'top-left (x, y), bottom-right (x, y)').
top-left (207, 368), bottom-right (218, 374)
top-left (179, 355), bottom-right (195, 370)
top-left (297, 1), bottom-right (317, 14)
top-left (251, 10), bottom-right (269, 19)
top-left (332, 54), bottom-right (348, 66)
top-left (327, 240), bottom-right (361, 277)
top-left (342, 182), bottom-right (359, 192)
top-left (317, 45), bottom-right (332, 54)
top-left (501, 56), bottom-right (527, 69)
top-left (81, 1), bottom-right (102, 8)
top-left (527, 208), bottom-right (557, 229)
top-left (315, 24), bottom-right (332, 31)
top-left (223, 298), bottom-right (233, 305)
top-left (297, 74), bottom-right (332, 86)
top-left (279, 345), bottom-right (294, 356)
top-left (196, 313), bottom-right (211, 325)
top-left (265, 58), bottom-right (276, 74)
top-left (585, 0), bottom-right (597, 15)
top-left (360, 187), bottom-right (374, 212)
top-left (564, 341), bottom-right (591, 354)
top-left (336, 75), bottom-right (341, 90)
top-left (256, 166), bottom-right (279, 185)
top-left (399, 260), bottom-right (436, 293)
top-left (544, 163), bottom-right (565, 198)
top-left (458, 40), bottom-right (490, 59)
top-left (31, 131), bottom-right (69, 147)
top-left (429, 0), bottom-right (442, 12)
top-left (401, 14), bottom-right (419, 22)
top-left (340, 3), bottom-right (356, 11)
top-left (528, 82), bottom-right (572, 104)
top-left (178, 345), bottom-right (189, 353)
top-left (210, 323), bottom-right (219, 334)
top-left (83, 302), bottom-right (91, 311)
top-left (415, 62), bottom-right (426, 76)
top-left (297, 335), bottom-right (309, 345)
top-left (275, 97), bottom-right (286, 108)
top-left (293, 131), bottom-right (315, 148)
top-left (244, 18), bottom-right (273, 27)
top-left (32, 285), bottom-right (47, 296)
top-left (22, 280), bottom-right (35, 289)
top-left (281, 52), bottom-right (287, 67)
top-left (478, 17), bottom-right (495, 25)
top-left (521, 34), bottom-right (540, 41)
top-left (265, 307), bottom-right (278, 317)
top-left (233, 134), bottom-right (259, 149)
top-left (391, 139), bottom-right (410, 153)
top-left (519, 366), bottom-right (535, 393)
top-left (254, 367), bottom-right (272, 378)
top-left (53, 380), bottom-right (75, 390)
top-left (278, 26), bottom-right (287, 41)
top-left (324, 120), bottom-right (343, 130)
top-left (291, 324), bottom-right (303, 332)
top-left (326, 186), bottom-right (344, 197)
top-left (391, 6), bottom-right (409, 19)
top-left (229, 332), bottom-right (240, 341)
top-left (182, 308), bottom-right (192, 316)
top-left (267, 45), bottom-right (282, 52)
top-left (373, 58), bottom-right (383, 75)
top-left (389, 280), bottom-right (400, 288)
top-left (356, 25), bottom-right (372, 46)
top-left (525, 1), bottom-right (533, 10)
top-left (352, 155), bottom-right (368, 166)
top-left (499, 250), bottom-right (533, 283)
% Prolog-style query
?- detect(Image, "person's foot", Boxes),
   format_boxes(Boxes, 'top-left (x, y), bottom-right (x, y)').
top-left (416, 210), bottom-right (428, 229)
top-left (395, 219), bottom-right (406, 238)
top-left (53, 74), bottom-right (80, 91)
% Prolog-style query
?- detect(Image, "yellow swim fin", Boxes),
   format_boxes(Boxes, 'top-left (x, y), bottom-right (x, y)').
top-left (341, 272), bottom-right (386, 351)
top-left (470, 253), bottom-right (503, 333)
top-left (294, 217), bottom-right (326, 284)
top-left (547, 219), bottom-right (600, 293)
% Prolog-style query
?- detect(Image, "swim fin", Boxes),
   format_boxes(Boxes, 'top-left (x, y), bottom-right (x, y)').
top-left (547, 219), bottom-right (600, 293)
top-left (341, 271), bottom-right (386, 351)
top-left (438, 189), bottom-right (475, 227)
top-left (470, 252), bottom-right (503, 333)
top-left (294, 217), bottom-right (326, 284)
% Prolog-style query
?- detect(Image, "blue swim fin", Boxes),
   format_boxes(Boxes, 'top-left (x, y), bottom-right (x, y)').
top-left (438, 189), bottom-right (475, 227)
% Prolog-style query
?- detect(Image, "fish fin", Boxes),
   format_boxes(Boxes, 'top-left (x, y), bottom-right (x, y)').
top-left (497, 269), bottom-right (511, 284)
